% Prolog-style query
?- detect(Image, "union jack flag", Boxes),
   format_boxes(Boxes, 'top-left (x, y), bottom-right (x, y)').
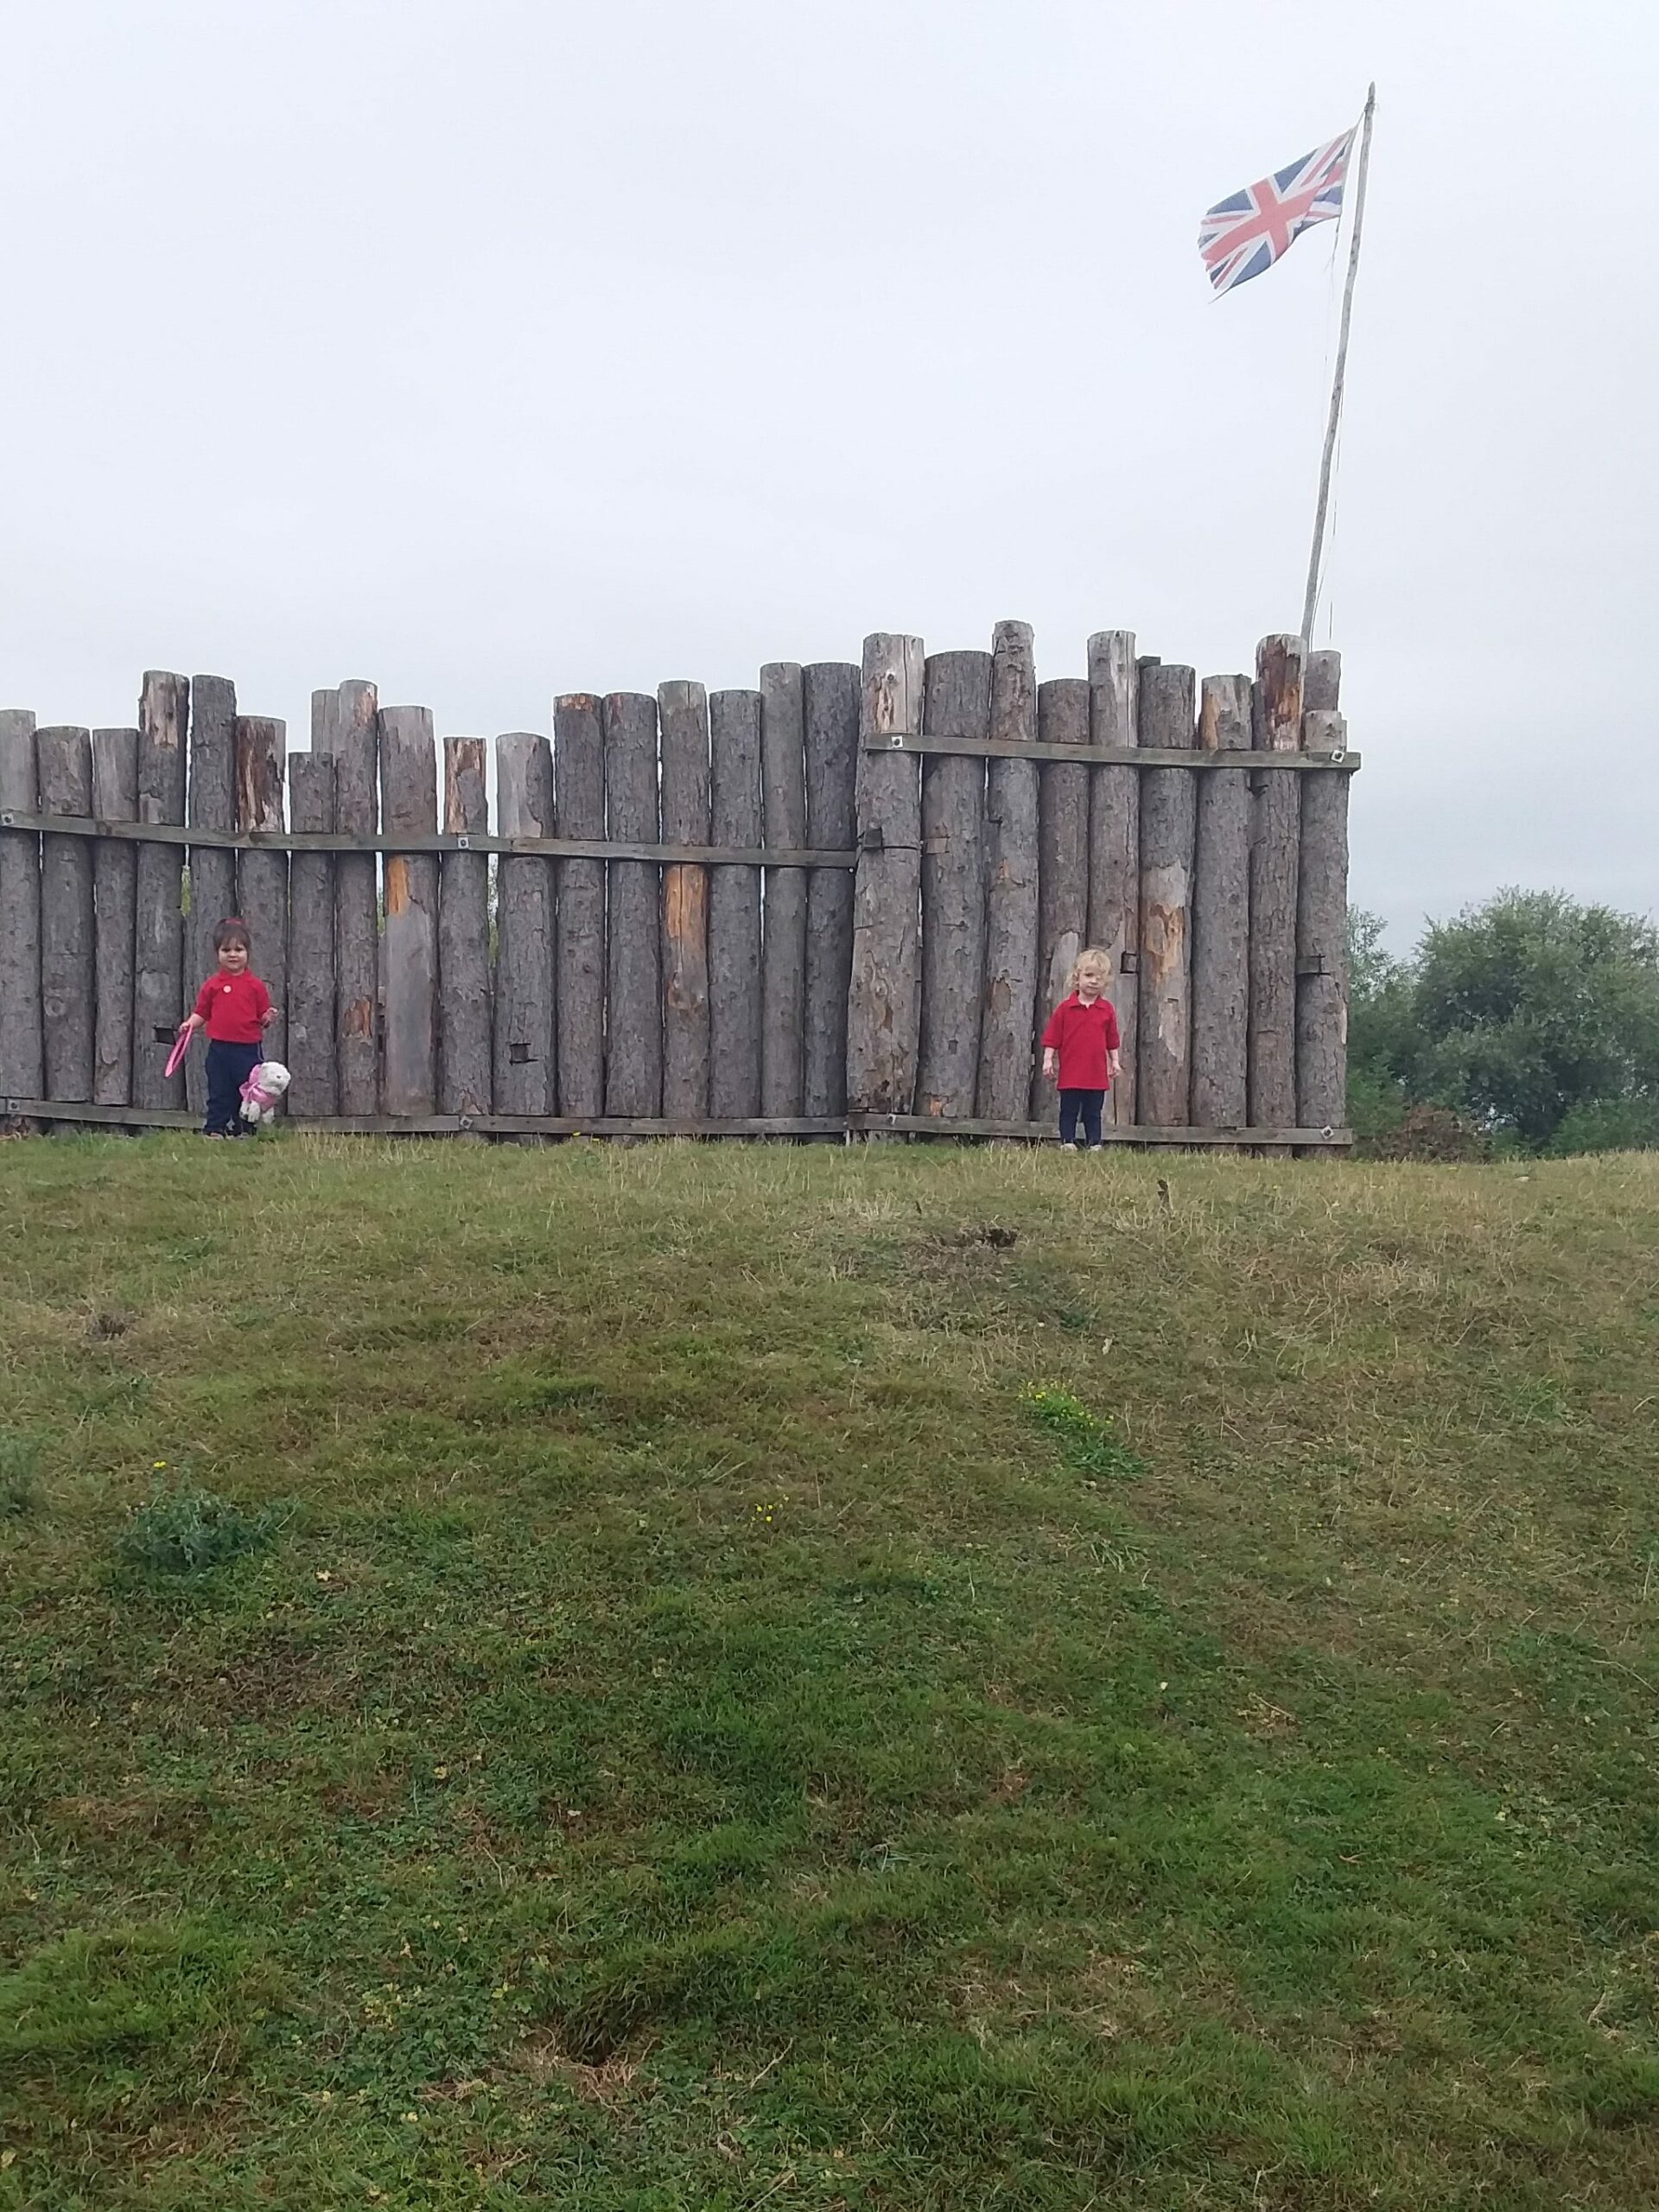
top-left (1198, 130), bottom-right (1354, 297)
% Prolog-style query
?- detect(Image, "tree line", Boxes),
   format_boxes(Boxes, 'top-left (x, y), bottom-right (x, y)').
top-left (1349, 889), bottom-right (1659, 1154)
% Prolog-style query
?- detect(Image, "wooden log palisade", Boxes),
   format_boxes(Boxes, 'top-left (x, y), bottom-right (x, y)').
top-left (0, 629), bottom-right (1358, 1147)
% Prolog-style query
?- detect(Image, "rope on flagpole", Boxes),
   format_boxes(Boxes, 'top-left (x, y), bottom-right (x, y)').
top-left (1300, 83), bottom-right (1376, 644)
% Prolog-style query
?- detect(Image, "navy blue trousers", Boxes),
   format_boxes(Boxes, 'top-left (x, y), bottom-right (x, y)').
top-left (204, 1039), bottom-right (261, 1135)
top-left (1058, 1089), bottom-right (1105, 1147)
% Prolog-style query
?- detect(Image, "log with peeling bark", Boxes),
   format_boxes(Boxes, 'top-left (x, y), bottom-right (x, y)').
top-left (917, 648), bottom-right (988, 1119)
top-left (1190, 673), bottom-right (1252, 1129)
top-left (494, 732), bottom-right (555, 1116)
top-left (38, 726), bottom-right (95, 1113)
top-left (1086, 632), bottom-right (1139, 1126)
top-left (659, 681), bottom-right (711, 1121)
top-left (378, 706), bottom-right (438, 1116)
top-left (976, 620), bottom-right (1039, 1123)
top-left (287, 749), bottom-right (338, 1117)
top-left (603, 691), bottom-right (662, 1118)
top-left (134, 672), bottom-right (189, 1109)
top-left (554, 694), bottom-right (605, 1116)
top-left (1248, 634), bottom-right (1306, 1128)
top-left (1297, 696), bottom-right (1350, 1139)
top-left (846, 633), bottom-right (925, 1118)
top-left (92, 728), bottom-right (138, 1105)
top-left (439, 736), bottom-right (491, 1119)
top-left (1032, 677), bottom-right (1090, 1121)
top-left (802, 661), bottom-right (859, 1118)
top-left (234, 715), bottom-right (288, 1077)
top-left (1135, 663), bottom-right (1197, 1126)
top-left (186, 676), bottom-right (238, 1119)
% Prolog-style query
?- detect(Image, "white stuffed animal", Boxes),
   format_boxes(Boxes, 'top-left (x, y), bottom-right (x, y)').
top-left (238, 1061), bottom-right (291, 1127)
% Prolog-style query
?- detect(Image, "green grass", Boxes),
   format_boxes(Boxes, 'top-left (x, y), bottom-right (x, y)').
top-left (2, 1135), bottom-right (1657, 2210)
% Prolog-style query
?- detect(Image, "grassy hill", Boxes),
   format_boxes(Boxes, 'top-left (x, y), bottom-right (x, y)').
top-left (3, 1137), bottom-right (1656, 2210)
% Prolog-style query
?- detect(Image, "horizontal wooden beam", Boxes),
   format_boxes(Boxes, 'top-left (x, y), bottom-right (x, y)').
top-left (0, 814), bottom-right (856, 867)
top-left (862, 737), bottom-right (1360, 772)
top-left (1, 1096), bottom-right (1352, 1147)
top-left (850, 1114), bottom-right (1350, 1147)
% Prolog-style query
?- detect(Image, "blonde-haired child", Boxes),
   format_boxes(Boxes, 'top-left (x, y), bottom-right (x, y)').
top-left (1039, 948), bottom-right (1122, 1150)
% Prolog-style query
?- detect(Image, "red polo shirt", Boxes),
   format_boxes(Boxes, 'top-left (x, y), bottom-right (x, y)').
top-left (194, 969), bottom-right (271, 1044)
top-left (1041, 992), bottom-right (1120, 1090)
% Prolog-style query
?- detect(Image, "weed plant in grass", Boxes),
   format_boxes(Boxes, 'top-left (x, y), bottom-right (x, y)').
top-left (2, 1135), bottom-right (1657, 2209)
top-left (115, 1484), bottom-right (286, 1575)
top-left (0, 1432), bottom-right (41, 1517)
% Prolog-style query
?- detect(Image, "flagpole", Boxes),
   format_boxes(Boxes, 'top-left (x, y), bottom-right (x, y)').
top-left (1300, 82), bottom-right (1376, 643)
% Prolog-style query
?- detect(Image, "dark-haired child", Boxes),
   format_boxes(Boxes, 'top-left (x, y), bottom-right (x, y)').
top-left (176, 918), bottom-right (276, 1136)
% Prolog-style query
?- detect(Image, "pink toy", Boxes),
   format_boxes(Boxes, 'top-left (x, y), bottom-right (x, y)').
top-left (238, 1061), bottom-right (291, 1127)
top-left (164, 1029), bottom-right (194, 1080)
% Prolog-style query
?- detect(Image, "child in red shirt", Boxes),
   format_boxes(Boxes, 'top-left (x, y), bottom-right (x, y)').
top-left (1040, 948), bottom-right (1122, 1151)
top-left (177, 917), bottom-right (276, 1136)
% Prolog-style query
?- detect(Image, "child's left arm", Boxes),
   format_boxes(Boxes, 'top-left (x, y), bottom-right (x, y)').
top-left (253, 978), bottom-right (276, 1031)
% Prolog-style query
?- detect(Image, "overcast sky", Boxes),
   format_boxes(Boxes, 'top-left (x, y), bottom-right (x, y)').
top-left (1, 1), bottom-right (1651, 947)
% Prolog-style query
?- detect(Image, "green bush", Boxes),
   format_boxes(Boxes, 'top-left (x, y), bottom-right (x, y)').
top-left (1548, 1095), bottom-right (1659, 1156)
top-left (117, 1486), bottom-right (284, 1574)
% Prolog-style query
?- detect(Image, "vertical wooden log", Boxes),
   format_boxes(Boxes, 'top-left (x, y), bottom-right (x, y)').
top-left (233, 715), bottom-right (289, 1074)
top-left (976, 622), bottom-right (1039, 1123)
top-left (760, 662), bottom-right (807, 1117)
top-left (1086, 632), bottom-right (1140, 1126)
top-left (494, 732), bottom-right (556, 1116)
top-left (802, 662), bottom-right (860, 1119)
top-left (1190, 674), bottom-right (1253, 1129)
top-left (1031, 678), bottom-right (1090, 1121)
top-left (186, 677), bottom-right (238, 1121)
top-left (92, 728), bottom-right (139, 1105)
top-left (332, 679), bottom-right (380, 1117)
top-left (1305, 650), bottom-right (1342, 719)
top-left (1135, 664), bottom-right (1198, 1128)
top-left (37, 727), bottom-right (95, 1109)
top-left (379, 706), bottom-right (438, 1116)
top-left (846, 634), bottom-right (925, 1118)
top-left (0, 709), bottom-right (43, 1116)
top-left (554, 694), bottom-right (606, 1116)
top-left (917, 649), bottom-right (989, 1119)
top-left (659, 681), bottom-right (711, 1122)
top-left (287, 751), bottom-right (338, 1118)
top-left (1297, 709), bottom-right (1351, 1138)
top-left (1249, 635), bottom-right (1306, 1129)
top-left (709, 689), bottom-right (763, 1120)
top-left (438, 737), bottom-right (492, 1120)
top-left (133, 672), bottom-right (188, 1109)
top-left (0, 716), bottom-right (42, 1115)
top-left (602, 692), bottom-right (662, 1119)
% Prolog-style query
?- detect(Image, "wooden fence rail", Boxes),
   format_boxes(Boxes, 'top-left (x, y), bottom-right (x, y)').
top-left (0, 625), bottom-right (1356, 1148)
